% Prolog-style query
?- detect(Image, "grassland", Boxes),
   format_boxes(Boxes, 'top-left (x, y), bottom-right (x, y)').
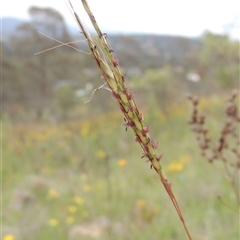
top-left (2, 96), bottom-right (239, 240)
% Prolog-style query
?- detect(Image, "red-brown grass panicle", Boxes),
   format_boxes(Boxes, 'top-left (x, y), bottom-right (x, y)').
top-left (188, 90), bottom-right (240, 205)
top-left (68, 1), bottom-right (193, 239)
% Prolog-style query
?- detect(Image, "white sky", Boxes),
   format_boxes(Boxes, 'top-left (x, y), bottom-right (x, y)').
top-left (1, 0), bottom-right (239, 38)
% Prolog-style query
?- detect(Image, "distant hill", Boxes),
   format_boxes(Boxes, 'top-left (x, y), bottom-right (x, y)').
top-left (107, 34), bottom-right (200, 67)
top-left (1, 17), bottom-right (79, 40)
top-left (1, 17), bottom-right (200, 67)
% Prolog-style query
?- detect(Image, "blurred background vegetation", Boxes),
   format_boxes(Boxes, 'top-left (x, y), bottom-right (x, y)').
top-left (2, 6), bottom-right (239, 121)
top-left (2, 6), bottom-right (239, 240)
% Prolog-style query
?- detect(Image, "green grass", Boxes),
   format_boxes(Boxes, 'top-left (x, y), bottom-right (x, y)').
top-left (2, 98), bottom-right (239, 240)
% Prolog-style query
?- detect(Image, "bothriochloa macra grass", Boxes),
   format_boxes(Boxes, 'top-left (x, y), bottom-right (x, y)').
top-left (67, 0), bottom-right (193, 239)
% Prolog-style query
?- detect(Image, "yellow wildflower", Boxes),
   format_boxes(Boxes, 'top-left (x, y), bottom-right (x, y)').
top-left (47, 188), bottom-right (59, 199)
top-left (48, 218), bottom-right (59, 227)
top-left (67, 205), bottom-right (78, 214)
top-left (80, 123), bottom-right (90, 136)
top-left (3, 234), bottom-right (15, 240)
top-left (73, 196), bottom-right (85, 205)
top-left (96, 150), bottom-right (106, 159)
top-left (168, 162), bottom-right (183, 172)
top-left (137, 199), bottom-right (146, 209)
top-left (118, 158), bottom-right (127, 167)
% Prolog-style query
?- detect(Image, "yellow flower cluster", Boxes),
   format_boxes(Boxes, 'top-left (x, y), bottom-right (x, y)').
top-left (73, 196), bottom-right (85, 205)
top-left (167, 155), bottom-right (191, 173)
top-left (48, 218), bottom-right (59, 227)
top-left (9, 113), bottom-right (122, 154)
top-left (46, 188), bottom-right (60, 200)
top-left (117, 158), bottom-right (127, 167)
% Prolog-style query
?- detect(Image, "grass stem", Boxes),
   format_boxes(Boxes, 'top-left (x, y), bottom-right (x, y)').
top-left (68, 1), bottom-right (193, 239)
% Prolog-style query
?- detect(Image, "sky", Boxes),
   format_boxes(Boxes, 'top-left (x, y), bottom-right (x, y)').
top-left (1, 0), bottom-right (239, 38)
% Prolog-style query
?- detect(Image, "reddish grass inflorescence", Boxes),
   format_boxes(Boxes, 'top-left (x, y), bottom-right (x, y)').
top-left (187, 89), bottom-right (240, 204)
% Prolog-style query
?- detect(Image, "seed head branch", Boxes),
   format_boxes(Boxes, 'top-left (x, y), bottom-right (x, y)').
top-left (68, 1), bottom-right (192, 239)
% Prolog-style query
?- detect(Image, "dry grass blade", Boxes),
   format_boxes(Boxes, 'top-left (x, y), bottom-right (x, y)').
top-left (34, 31), bottom-right (91, 55)
top-left (84, 82), bottom-right (110, 104)
top-left (68, 0), bottom-right (193, 239)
